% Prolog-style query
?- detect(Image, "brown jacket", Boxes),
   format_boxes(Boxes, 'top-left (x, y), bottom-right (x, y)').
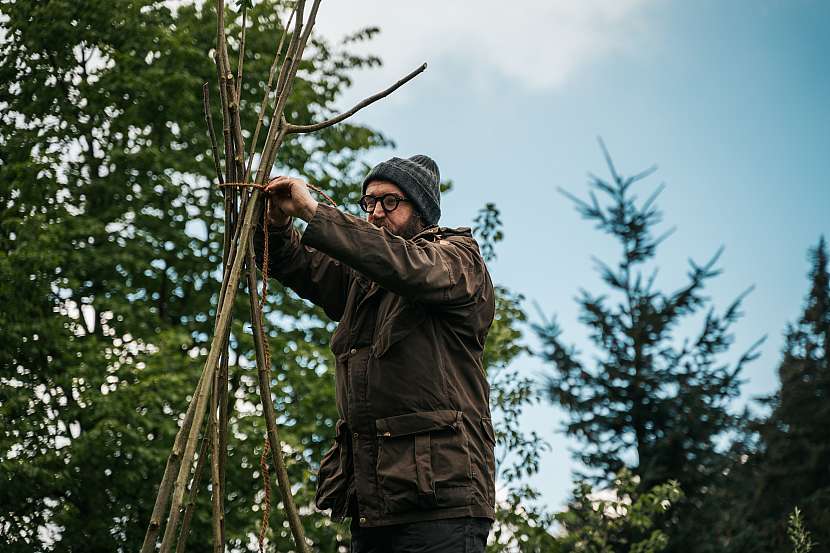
top-left (254, 203), bottom-right (496, 527)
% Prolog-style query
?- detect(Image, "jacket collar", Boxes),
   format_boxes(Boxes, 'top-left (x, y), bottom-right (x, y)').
top-left (413, 225), bottom-right (473, 241)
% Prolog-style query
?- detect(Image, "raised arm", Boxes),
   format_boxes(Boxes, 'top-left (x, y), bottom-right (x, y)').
top-left (261, 175), bottom-right (489, 308)
top-left (252, 219), bottom-right (353, 322)
top-left (302, 204), bottom-right (487, 306)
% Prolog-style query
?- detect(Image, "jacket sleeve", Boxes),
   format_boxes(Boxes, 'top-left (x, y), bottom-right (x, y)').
top-left (253, 218), bottom-right (354, 321)
top-left (300, 204), bottom-right (487, 307)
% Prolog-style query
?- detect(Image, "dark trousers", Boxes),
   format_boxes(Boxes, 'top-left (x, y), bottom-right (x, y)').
top-left (350, 517), bottom-right (492, 553)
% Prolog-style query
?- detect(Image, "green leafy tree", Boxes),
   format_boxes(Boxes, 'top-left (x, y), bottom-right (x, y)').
top-left (534, 142), bottom-right (764, 552)
top-left (473, 203), bottom-right (558, 553)
top-left (557, 470), bottom-right (682, 553)
top-left (0, 2), bottom-right (556, 551)
top-left (0, 1), bottom-right (388, 550)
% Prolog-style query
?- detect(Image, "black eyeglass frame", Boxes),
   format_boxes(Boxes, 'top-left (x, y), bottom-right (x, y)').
top-left (358, 193), bottom-right (411, 213)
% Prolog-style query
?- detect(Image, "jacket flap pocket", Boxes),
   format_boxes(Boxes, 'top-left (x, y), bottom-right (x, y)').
top-left (330, 323), bottom-right (350, 356)
top-left (376, 410), bottom-right (462, 438)
top-left (315, 417), bottom-right (351, 517)
top-left (480, 416), bottom-right (496, 445)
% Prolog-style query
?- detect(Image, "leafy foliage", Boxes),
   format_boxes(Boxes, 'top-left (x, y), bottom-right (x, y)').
top-left (787, 507), bottom-right (816, 553)
top-left (0, 1), bottom-right (389, 550)
top-left (557, 470), bottom-right (682, 553)
top-left (473, 203), bottom-right (558, 552)
top-left (473, 202), bottom-right (503, 263)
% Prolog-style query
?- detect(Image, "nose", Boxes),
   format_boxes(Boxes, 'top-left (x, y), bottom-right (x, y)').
top-left (370, 201), bottom-right (386, 220)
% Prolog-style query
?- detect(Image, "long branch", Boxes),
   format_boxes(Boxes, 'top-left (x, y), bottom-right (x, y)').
top-left (203, 84), bottom-right (224, 183)
top-left (217, 351), bottom-right (230, 544)
top-left (254, 2), bottom-right (313, 186)
top-left (143, 2), bottom-right (427, 549)
top-left (216, 64), bottom-right (235, 183)
top-left (258, 0), bottom-right (319, 180)
top-left (210, 364), bottom-right (224, 553)
top-left (235, 6), bottom-right (247, 99)
top-left (216, 1), bottom-right (246, 178)
top-left (155, 138), bottom-right (276, 551)
top-left (281, 0), bottom-right (321, 97)
top-left (157, 287), bottom-right (239, 553)
top-left (174, 137), bottom-right (233, 546)
top-left (270, 0), bottom-right (318, 126)
top-left (260, 0), bottom-right (314, 172)
top-left (274, 0), bottom-right (307, 101)
top-left (174, 423), bottom-right (212, 553)
top-left (214, 9), bottom-right (238, 546)
top-left (141, 73), bottom-right (227, 553)
top-left (284, 63), bottom-right (428, 134)
top-left (139, 369), bottom-right (209, 553)
top-left (243, 5), bottom-right (297, 185)
top-left (156, 337), bottom-right (224, 553)
top-left (246, 244), bottom-right (310, 553)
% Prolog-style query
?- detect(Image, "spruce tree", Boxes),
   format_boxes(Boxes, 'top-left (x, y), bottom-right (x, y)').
top-left (731, 237), bottom-right (830, 552)
top-left (534, 142), bottom-right (764, 551)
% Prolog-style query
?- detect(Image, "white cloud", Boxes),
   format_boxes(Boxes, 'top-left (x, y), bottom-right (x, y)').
top-left (314, 0), bottom-right (658, 94)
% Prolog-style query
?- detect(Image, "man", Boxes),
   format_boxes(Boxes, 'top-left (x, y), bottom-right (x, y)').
top-left (254, 155), bottom-right (496, 552)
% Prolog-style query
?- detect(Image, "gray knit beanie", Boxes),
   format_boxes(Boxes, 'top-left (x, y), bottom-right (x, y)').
top-left (362, 154), bottom-right (441, 226)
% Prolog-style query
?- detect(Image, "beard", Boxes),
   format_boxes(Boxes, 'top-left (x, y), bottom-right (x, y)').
top-left (397, 215), bottom-right (427, 239)
top-left (375, 214), bottom-right (426, 239)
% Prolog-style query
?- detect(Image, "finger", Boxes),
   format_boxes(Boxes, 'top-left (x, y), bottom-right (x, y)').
top-left (264, 177), bottom-right (290, 193)
top-left (264, 175), bottom-right (282, 188)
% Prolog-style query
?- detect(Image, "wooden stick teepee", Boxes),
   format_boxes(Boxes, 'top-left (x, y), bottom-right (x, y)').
top-left (139, 1), bottom-right (426, 551)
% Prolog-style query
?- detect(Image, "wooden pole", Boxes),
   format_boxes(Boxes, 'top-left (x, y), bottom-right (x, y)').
top-left (140, 0), bottom-right (426, 550)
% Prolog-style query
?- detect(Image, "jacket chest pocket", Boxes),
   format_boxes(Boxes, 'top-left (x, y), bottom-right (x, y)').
top-left (375, 410), bottom-right (472, 515)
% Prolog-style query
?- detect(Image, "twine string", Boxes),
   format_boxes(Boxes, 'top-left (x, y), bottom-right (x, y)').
top-left (258, 437), bottom-right (272, 553)
top-left (261, 199), bottom-right (270, 309)
top-left (219, 180), bottom-right (339, 209)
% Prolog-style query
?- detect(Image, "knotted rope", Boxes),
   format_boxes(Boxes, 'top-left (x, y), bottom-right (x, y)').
top-left (257, 437), bottom-right (272, 553)
top-left (218, 180), bottom-right (337, 305)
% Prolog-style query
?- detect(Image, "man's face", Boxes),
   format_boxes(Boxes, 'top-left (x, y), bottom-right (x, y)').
top-left (364, 180), bottom-right (425, 239)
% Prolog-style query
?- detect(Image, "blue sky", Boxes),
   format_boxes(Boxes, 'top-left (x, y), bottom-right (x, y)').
top-left (314, 0), bottom-right (830, 510)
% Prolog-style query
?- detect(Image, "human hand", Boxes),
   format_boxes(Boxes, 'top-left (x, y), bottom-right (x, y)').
top-left (263, 189), bottom-right (291, 227)
top-left (263, 176), bottom-right (319, 223)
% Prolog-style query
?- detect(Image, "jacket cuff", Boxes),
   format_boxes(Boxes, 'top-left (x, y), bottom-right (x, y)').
top-left (269, 217), bottom-right (294, 234)
top-left (257, 216), bottom-right (294, 234)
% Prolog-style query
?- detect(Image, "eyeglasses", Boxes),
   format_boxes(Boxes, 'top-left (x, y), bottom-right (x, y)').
top-left (358, 194), bottom-right (411, 213)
